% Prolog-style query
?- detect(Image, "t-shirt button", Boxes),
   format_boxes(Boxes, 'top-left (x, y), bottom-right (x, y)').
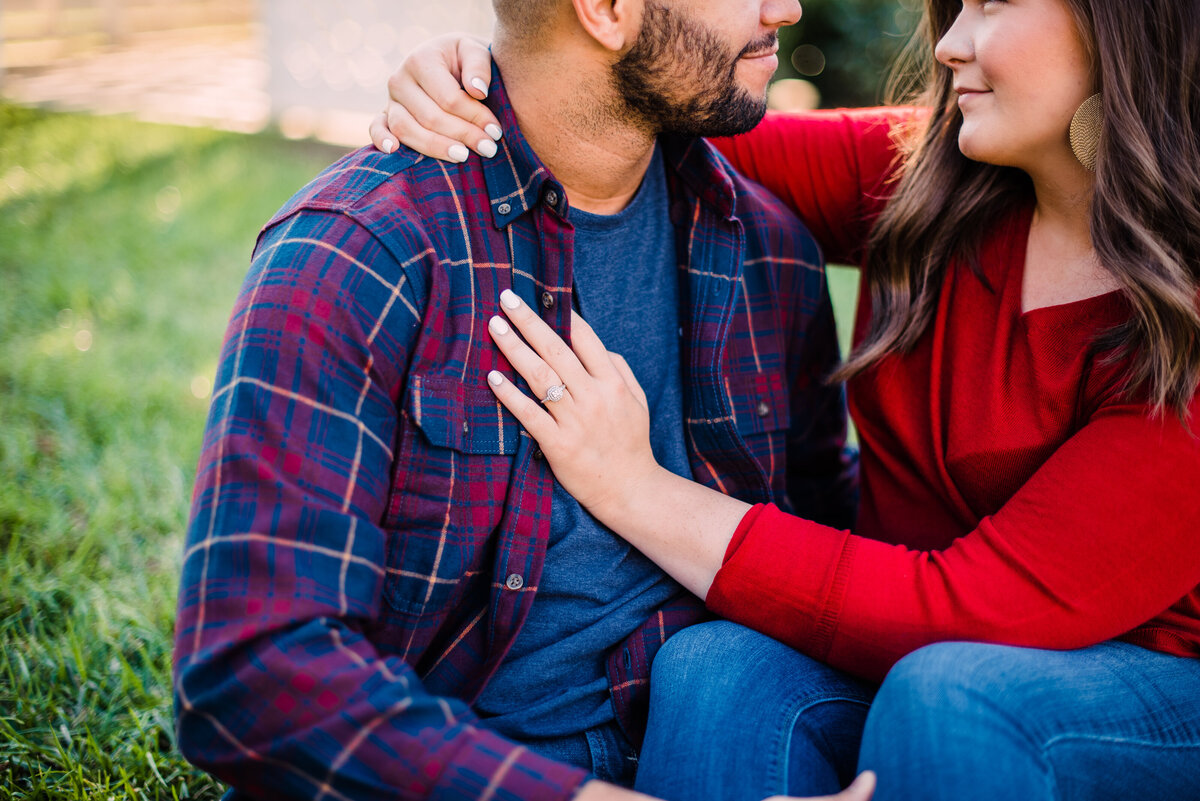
top-left (505, 573), bottom-right (525, 591)
top-left (541, 291), bottom-right (556, 309)
top-left (756, 401), bottom-right (771, 418)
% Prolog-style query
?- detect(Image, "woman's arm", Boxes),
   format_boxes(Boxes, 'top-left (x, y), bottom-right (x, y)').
top-left (710, 108), bottom-right (919, 265)
top-left (710, 397), bottom-right (1200, 680)
top-left (486, 289), bottom-right (1200, 682)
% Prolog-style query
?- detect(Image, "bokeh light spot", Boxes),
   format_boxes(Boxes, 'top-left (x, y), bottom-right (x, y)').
top-left (191, 375), bottom-right (213, 399)
top-left (791, 44), bottom-right (827, 77)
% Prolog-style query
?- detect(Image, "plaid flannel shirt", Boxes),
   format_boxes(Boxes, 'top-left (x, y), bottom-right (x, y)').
top-left (173, 71), bottom-right (854, 801)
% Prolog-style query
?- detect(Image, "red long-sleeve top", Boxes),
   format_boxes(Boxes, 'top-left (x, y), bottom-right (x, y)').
top-left (708, 108), bottom-right (1200, 682)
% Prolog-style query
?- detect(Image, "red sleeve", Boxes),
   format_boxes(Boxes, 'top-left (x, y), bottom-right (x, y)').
top-left (709, 107), bottom-right (922, 264)
top-left (707, 397), bottom-right (1200, 682)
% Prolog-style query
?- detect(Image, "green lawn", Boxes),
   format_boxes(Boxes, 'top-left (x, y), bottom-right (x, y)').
top-left (0, 103), bottom-right (859, 799)
top-left (0, 102), bottom-right (345, 799)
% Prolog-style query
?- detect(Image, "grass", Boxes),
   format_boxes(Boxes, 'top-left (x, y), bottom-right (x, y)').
top-left (0, 102), bottom-right (345, 799)
top-left (0, 101), bottom-right (860, 799)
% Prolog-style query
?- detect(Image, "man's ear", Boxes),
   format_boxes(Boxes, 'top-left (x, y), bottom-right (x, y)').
top-left (570, 0), bottom-right (642, 53)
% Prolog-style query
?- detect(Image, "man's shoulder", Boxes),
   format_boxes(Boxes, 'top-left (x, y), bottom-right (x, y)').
top-left (262, 144), bottom-right (480, 237)
top-left (720, 151), bottom-right (807, 231)
top-left (668, 136), bottom-right (818, 259)
top-left (719, 146), bottom-right (822, 268)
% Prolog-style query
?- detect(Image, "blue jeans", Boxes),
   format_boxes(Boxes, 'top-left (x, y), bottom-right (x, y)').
top-left (633, 621), bottom-right (1200, 801)
top-left (521, 722), bottom-right (639, 787)
top-left (635, 621), bottom-right (874, 799)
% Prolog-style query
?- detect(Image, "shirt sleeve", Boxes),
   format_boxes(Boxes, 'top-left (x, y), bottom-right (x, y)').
top-left (173, 210), bottom-right (587, 801)
top-left (707, 395), bottom-right (1200, 682)
top-left (710, 107), bottom-right (921, 265)
top-left (783, 275), bottom-right (858, 530)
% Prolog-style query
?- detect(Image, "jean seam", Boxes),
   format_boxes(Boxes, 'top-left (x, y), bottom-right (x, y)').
top-left (773, 693), bottom-right (873, 796)
top-left (1041, 734), bottom-right (1200, 801)
top-left (585, 728), bottom-right (609, 781)
top-left (1044, 732), bottom-right (1200, 751)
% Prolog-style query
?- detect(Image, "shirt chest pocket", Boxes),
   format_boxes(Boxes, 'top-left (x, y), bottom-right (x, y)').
top-left (382, 375), bottom-right (520, 618)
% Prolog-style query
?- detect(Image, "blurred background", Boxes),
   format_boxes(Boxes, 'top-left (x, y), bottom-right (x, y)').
top-left (0, 1), bottom-right (916, 797)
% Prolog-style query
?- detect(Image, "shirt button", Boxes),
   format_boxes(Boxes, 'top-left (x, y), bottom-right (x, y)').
top-left (497, 202), bottom-right (512, 215)
top-left (544, 189), bottom-right (559, 207)
top-left (462, 421), bottom-right (469, 434)
top-left (505, 573), bottom-right (525, 591)
top-left (756, 401), bottom-right (771, 418)
top-left (532, 448), bottom-right (545, 461)
top-left (541, 291), bottom-right (556, 309)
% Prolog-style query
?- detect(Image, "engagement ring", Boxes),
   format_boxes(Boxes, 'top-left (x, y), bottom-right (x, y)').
top-left (540, 384), bottom-right (566, 404)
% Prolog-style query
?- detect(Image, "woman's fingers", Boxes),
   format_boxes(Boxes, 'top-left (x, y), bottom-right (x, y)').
top-left (496, 290), bottom-right (592, 389)
top-left (486, 370), bottom-right (558, 444)
top-left (370, 105), bottom-right (474, 162)
top-left (608, 352), bottom-right (649, 410)
top-left (487, 313), bottom-right (575, 410)
top-left (368, 112), bottom-right (399, 155)
top-left (383, 71), bottom-right (497, 161)
top-left (455, 36), bottom-right (495, 102)
top-left (567, 310), bottom-right (622, 380)
top-left (369, 35), bottom-right (503, 160)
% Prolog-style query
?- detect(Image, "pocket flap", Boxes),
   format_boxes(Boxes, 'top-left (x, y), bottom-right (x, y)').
top-left (726, 371), bottom-right (789, 436)
top-left (407, 374), bottom-right (520, 455)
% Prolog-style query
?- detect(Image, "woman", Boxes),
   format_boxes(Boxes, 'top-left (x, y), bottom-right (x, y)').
top-left (370, 0), bottom-right (1200, 799)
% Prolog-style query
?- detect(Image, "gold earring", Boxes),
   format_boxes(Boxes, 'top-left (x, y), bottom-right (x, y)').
top-left (1069, 93), bottom-right (1102, 172)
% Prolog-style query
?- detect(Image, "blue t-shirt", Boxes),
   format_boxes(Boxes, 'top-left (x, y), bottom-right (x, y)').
top-left (476, 145), bottom-right (691, 740)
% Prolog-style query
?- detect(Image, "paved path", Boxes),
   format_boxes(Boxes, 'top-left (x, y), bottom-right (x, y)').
top-left (2, 29), bottom-right (273, 136)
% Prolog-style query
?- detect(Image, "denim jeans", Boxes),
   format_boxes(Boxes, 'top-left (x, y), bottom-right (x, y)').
top-left (634, 620), bottom-right (874, 800)
top-left (632, 621), bottom-right (1200, 801)
top-left (521, 721), bottom-right (639, 788)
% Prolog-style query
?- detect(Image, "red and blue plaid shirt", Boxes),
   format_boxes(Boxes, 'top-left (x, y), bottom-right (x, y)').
top-left (174, 72), bottom-right (854, 801)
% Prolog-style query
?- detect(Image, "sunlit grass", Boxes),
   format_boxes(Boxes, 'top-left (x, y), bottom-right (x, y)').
top-left (0, 102), bottom-right (345, 799)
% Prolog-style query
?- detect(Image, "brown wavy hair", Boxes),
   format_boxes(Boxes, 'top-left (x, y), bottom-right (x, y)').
top-left (834, 0), bottom-right (1200, 421)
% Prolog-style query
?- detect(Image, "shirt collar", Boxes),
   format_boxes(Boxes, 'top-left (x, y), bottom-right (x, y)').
top-left (482, 64), bottom-right (740, 227)
top-left (482, 65), bottom-right (564, 228)
top-left (660, 134), bottom-right (739, 220)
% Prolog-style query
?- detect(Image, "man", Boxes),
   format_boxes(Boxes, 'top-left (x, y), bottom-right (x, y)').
top-left (173, 1), bottom-right (857, 799)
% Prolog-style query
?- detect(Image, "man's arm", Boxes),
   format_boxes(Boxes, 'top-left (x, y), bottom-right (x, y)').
top-left (173, 209), bottom-right (587, 801)
top-left (784, 282), bottom-right (858, 530)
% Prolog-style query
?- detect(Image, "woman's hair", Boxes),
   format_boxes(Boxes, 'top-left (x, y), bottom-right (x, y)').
top-left (835, 0), bottom-right (1200, 421)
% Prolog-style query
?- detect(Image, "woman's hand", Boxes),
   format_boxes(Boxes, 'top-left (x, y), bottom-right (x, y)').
top-left (485, 289), bottom-right (667, 519)
top-left (367, 34), bottom-right (503, 162)
top-left (485, 289), bottom-right (752, 598)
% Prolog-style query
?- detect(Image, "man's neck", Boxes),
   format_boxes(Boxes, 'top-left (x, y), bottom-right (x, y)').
top-left (495, 44), bottom-right (657, 216)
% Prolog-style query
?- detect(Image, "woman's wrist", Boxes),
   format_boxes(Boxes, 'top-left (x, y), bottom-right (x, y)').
top-left (592, 462), bottom-right (677, 533)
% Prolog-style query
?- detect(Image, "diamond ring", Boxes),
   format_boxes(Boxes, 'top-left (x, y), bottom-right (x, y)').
top-left (539, 383), bottom-right (567, 404)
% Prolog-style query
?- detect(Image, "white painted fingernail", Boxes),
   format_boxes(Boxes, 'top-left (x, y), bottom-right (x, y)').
top-left (381, 138), bottom-right (396, 154)
top-left (500, 289), bottom-right (522, 310)
top-left (471, 77), bottom-right (489, 97)
top-left (488, 315), bottom-right (510, 336)
top-left (478, 139), bottom-right (498, 158)
top-left (485, 123), bottom-right (503, 141)
top-left (448, 144), bottom-right (470, 163)
top-left (488, 370), bottom-right (504, 387)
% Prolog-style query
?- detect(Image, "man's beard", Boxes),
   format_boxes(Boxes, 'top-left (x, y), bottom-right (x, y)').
top-left (611, 0), bottom-right (774, 138)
